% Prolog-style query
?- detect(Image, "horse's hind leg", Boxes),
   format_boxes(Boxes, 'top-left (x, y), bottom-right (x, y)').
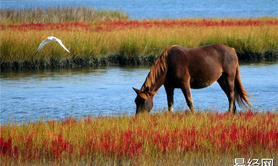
top-left (181, 83), bottom-right (195, 113)
top-left (217, 74), bottom-right (236, 113)
top-left (164, 85), bottom-right (174, 112)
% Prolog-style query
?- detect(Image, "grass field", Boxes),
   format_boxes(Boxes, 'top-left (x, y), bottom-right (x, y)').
top-left (0, 8), bottom-right (278, 70)
top-left (1, 110), bottom-right (277, 165)
top-left (2, 22), bottom-right (277, 60)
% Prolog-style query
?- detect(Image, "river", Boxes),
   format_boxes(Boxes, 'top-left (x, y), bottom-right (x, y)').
top-left (1, 63), bottom-right (277, 124)
top-left (1, 0), bottom-right (277, 19)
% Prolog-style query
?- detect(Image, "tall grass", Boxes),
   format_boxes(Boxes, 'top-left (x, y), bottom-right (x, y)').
top-left (0, 7), bottom-right (129, 23)
top-left (1, 18), bottom-right (278, 70)
top-left (1, 24), bottom-right (277, 61)
top-left (1, 111), bottom-right (277, 165)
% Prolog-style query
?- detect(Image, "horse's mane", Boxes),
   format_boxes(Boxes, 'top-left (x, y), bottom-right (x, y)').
top-left (142, 45), bottom-right (178, 90)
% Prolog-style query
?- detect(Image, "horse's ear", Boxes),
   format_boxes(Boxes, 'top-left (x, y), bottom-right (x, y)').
top-left (144, 87), bottom-right (150, 93)
top-left (133, 87), bottom-right (140, 94)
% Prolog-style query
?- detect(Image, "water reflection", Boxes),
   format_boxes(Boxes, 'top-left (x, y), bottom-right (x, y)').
top-left (1, 64), bottom-right (277, 124)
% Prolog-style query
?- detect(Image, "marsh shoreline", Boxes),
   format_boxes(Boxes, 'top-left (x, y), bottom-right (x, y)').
top-left (1, 51), bottom-right (277, 71)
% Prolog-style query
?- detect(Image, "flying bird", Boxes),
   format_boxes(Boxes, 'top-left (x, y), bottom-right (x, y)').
top-left (34, 36), bottom-right (70, 55)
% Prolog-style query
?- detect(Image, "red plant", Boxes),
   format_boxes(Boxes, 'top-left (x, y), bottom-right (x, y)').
top-left (0, 111), bottom-right (277, 163)
top-left (1, 19), bottom-right (277, 32)
top-left (20, 132), bottom-right (40, 160)
top-left (49, 134), bottom-right (73, 159)
top-left (92, 19), bottom-right (278, 31)
top-left (0, 22), bottom-right (92, 31)
top-left (117, 129), bottom-right (143, 158)
top-left (0, 137), bottom-right (18, 158)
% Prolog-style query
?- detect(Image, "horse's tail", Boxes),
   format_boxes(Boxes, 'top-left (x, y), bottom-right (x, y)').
top-left (234, 65), bottom-right (253, 107)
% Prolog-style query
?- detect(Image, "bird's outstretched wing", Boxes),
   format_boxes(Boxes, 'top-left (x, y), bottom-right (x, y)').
top-left (34, 37), bottom-right (70, 55)
top-left (55, 39), bottom-right (70, 53)
top-left (34, 39), bottom-right (51, 55)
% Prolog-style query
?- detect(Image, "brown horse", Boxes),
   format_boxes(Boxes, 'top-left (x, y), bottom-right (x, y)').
top-left (133, 44), bottom-right (252, 114)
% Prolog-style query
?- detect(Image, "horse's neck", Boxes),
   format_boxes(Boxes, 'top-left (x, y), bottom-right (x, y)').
top-left (141, 49), bottom-right (169, 93)
top-left (141, 69), bottom-right (166, 93)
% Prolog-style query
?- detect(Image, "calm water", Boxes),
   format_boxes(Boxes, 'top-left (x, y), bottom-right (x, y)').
top-left (1, 0), bottom-right (277, 19)
top-left (1, 63), bottom-right (277, 124)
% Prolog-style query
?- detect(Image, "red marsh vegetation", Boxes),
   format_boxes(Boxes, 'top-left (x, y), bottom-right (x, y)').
top-left (1, 111), bottom-right (277, 165)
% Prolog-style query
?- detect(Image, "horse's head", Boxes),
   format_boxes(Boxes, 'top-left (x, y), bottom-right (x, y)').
top-left (133, 87), bottom-right (155, 115)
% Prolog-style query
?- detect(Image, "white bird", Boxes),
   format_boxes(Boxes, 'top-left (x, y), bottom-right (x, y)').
top-left (34, 36), bottom-right (70, 55)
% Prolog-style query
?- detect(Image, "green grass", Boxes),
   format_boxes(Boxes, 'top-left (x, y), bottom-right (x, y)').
top-left (1, 25), bottom-right (277, 62)
top-left (1, 9), bottom-right (277, 70)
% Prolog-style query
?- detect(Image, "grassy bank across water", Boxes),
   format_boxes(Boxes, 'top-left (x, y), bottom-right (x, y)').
top-left (1, 8), bottom-right (278, 71)
top-left (0, 7), bottom-right (129, 23)
top-left (1, 22), bottom-right (277, 71)
top-left (1, 110), bottom-right (277, 165)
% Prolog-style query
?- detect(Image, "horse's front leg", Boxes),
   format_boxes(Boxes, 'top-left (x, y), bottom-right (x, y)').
top-left (164, 85), bottom-right (174, 112)
top-left (181, 83), bottom-right (195, 113)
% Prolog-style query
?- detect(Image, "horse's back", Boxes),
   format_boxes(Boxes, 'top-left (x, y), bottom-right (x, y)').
top-left (168, 44), bottom-right (238, 69)
top-left (166, 44), bottom-right (237, 88)
top-left (169, 43), bottom-right (235, 59)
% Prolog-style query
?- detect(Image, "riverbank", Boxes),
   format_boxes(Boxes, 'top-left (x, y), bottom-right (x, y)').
top-left (1, 8), bottom-right (278, 71)
top-left (1, 110), bottom-right (277, 165)
top-left (1, 51), bottom-right (277, 71)
top-left (0, 54), bottom-right (158, 71)
top-left (1, 22), bottom-right (277, 71)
